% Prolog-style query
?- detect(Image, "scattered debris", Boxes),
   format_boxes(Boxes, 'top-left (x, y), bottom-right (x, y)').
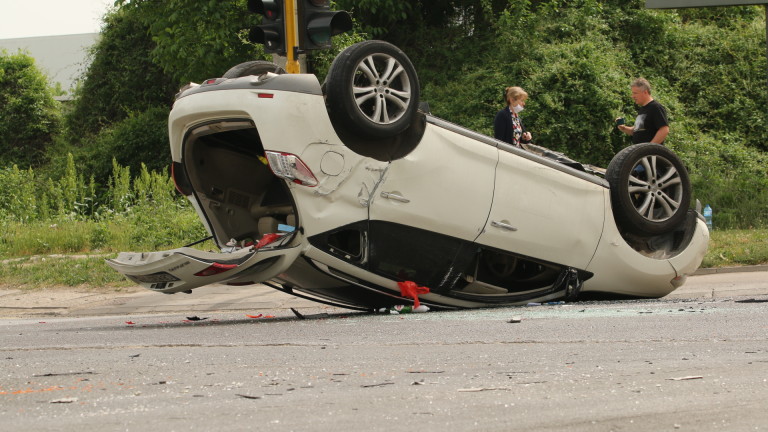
top-left (50, 397), bottom-right (78, 404)
top-left (667, 376), bottom-right (703, 381)
top-left (33, 372), bottom-right (96, 377)
top-left (125, 321), bottom-right (136, 325)
top-left (525, 301), bottom-right (565, 307)
top-left (290, 308), bottom-right (330, 319)
top-left (411, 381), bottom-right (426, 386)
top-left (247, 314), bottom-right (263, 319)
top-left (129, 354), bottom-right (140, 358)
top-left (361, 382), bottom-right (395, 388)
top-left (390, 305), bottom-right (430, 314)
top-left (235, 394), bottom-right (262, 400)
top-left (508, 316), bottom-right (522, 323)
top-left (457, 387), bottom-right (511, 392)
top-left (185, 316), bottom-right (208, 321)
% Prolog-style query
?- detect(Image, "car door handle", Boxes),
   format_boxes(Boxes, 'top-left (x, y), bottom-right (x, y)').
top-left (491, 220), bottom-right (518, 232)
top-left (381, 192), bottom-right (410, 203)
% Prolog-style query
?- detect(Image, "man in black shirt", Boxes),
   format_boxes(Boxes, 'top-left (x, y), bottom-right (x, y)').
top-left (617, 78), bottom-right (669, 145)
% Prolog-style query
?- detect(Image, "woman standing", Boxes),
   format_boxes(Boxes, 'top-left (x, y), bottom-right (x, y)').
top-left (494, 86), bottom-right (532, 147)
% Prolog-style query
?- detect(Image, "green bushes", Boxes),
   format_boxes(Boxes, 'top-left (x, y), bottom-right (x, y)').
top-left (65, 9), bottom-right (176, 140)
top-left (0, 159), bottom-right (207, 258)
top-left (0, 52), bottom-right (62, 168)
top-left (674, 129), bottom-right (768, 229)
top-left (83, 106), bottom-right (172, 183)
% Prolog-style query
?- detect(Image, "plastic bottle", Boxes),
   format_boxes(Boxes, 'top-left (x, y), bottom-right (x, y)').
top-left (703, 204), bottom-right (713, 231)
top-left (388, 305), bottom-right (430, 314)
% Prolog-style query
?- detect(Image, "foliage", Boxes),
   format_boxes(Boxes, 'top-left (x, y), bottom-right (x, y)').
top-left (665, 19), bottom-right (768, 152)
top-left (0, 158), bottom-right (207, 259)
top-left (115, 0), bottom-right (265, 83)
top-left (702, 229), bottom-right (768, 268)
top-left (0, 51), bottom-right (62, 168)
top-left (64, 8), bottom-right (177, 140)
top-left (0, 256), bottom-right (132, 289)
top-left (672, 123), bottom-right (768, 229)
top-left (82, 106), bottom-right (172, 184)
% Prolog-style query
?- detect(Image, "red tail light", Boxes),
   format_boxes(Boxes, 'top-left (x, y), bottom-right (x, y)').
top-left (265, 151), bottom-right (318, 187)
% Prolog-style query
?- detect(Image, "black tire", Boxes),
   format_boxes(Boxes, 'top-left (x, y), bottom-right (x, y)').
top-left (606, 143), bottom-right (691, 236)
top-left (222, 60), bottom-right (286, 78)
top-left (325, 40), bottom-right (420, 139)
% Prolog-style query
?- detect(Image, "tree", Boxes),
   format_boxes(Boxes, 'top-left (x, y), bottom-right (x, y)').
top-left (115, 0), bottom-right (265, 83)
top-left (0, 51), bottom-right (61, 168)
top-left (65, 8), bottom-right (177, 140)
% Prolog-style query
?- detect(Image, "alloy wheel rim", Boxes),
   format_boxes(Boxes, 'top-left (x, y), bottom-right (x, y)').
top-left (351, 53), bottom-right (412, 125)
top-left (627, 155), bottom-right (684, 222)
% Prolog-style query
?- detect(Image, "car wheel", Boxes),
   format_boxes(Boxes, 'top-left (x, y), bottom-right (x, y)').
top-left (222, 60), bottom-right (286, 78)
top-left (606, 143), bottom-right (691, 236)
top-left (325, 40), bottom-right (420, 139)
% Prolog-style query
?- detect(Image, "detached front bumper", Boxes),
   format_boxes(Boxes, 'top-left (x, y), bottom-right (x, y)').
top-left (106, 243), bottom-right (303, 294)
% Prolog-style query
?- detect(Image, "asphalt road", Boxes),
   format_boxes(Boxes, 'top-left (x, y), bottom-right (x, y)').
top-left (0, 272), bottom-right (768, 432)
top-left (2, 269), bottom-right (767, 432)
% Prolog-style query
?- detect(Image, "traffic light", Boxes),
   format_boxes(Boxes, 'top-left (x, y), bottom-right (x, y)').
top-left (297, 0), bottom-right (352, 51)
top-left (248, 0), bottom-right (286, 55)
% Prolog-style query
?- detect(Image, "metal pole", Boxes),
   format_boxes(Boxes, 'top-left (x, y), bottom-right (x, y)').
top-left (284, 0), bottom-right (300, 74)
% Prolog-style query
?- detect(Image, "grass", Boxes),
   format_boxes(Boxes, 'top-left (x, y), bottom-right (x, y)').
top-left (0, 256), bottom-right (134, 291)
top-left (0, 208), bottom-right (216, 292)
top-left (702, 229), bottom-right (768, 268)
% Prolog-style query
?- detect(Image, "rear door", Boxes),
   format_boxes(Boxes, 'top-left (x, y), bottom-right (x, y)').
top-left (475, 148), bottom-right (606, 270)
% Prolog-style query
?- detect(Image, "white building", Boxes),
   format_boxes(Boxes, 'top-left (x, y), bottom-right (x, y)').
top-left (0, 33), bottom-right (99, 99)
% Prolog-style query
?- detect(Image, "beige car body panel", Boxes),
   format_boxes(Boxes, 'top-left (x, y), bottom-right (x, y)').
top-left (476, 149), bottom-right (606, 270)
top-left (369, 125), bottom-right (497, 241)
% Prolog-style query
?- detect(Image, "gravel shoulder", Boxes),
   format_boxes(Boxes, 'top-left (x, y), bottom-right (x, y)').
top-left (0, 285), bottom-right (144, 319)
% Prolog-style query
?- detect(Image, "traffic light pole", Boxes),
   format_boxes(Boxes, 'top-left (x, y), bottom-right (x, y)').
top-left (284, 0), bottom-right (300, 74)
top-left (249, 0), bottom-right (351, 72)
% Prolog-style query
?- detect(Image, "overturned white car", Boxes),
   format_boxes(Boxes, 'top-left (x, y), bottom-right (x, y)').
top-left (107, 41), bottom-right (709, 310)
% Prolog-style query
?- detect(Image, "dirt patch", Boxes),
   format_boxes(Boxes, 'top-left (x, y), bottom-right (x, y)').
top-left (0, 285), bottom-right (143, 319)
